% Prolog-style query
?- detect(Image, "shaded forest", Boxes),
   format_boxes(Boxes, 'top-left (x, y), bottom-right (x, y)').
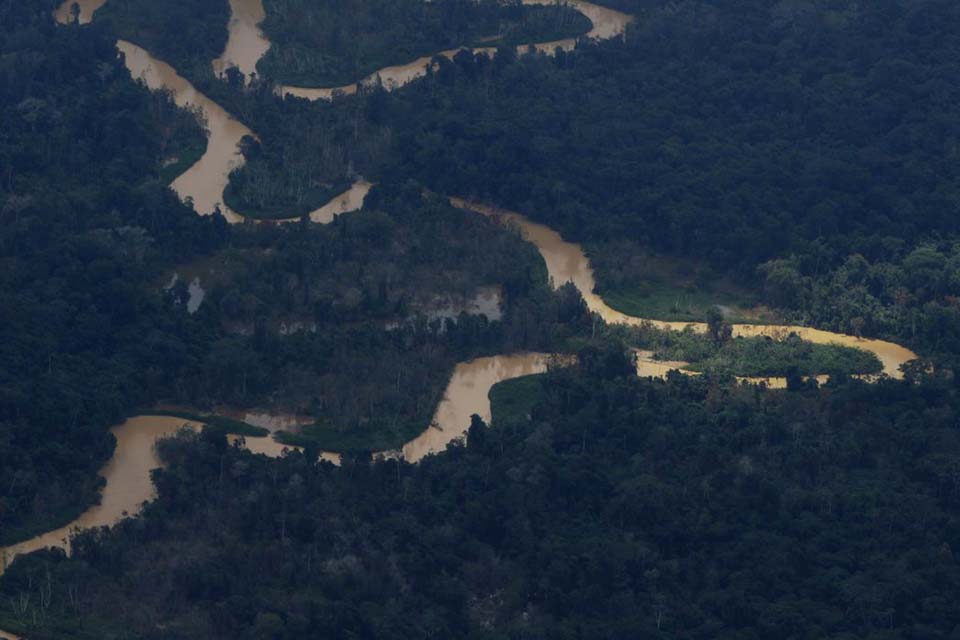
top-left (6, 1), bottom-right (960, 638)
top-left (0, 1), bottom-right (594, 540)
top-left (328, 0), bottom-right (960, 358)
top-left (0, 7), bottom-right (587, 537)
top-left (95, 0), bottom-right (230, 75)
top-left (258, 0), bottom-right (591, 86)
top-left (154, 185), bottom-right (592, 453)
top-left (0, 1), bottom-right (225, 544)
top-left (3, 347), bottom-right (959, 638)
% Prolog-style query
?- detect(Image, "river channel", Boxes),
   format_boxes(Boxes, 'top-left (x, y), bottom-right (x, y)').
top-left (1, 0), bottom-right (919, 605)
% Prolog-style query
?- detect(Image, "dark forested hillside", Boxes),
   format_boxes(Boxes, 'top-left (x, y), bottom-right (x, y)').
top-left (0, 1), bottom-right (587, 543)
top-left (4, 348), bottom-right (959, 639)
top-left (336, 0), bottom-right (960, 355)
top-left (0, 3), bottom-right (228, 543)
top-left (5, 0), bottom-right (960, 638)
top-left (258, 0), bottom-right (591, 86)
top-left (96, 0), bottom-right (229, 74)
top-left (371, 0), bottom-right (960, 263)
top-left (151, 185), bottom-right (590, 452)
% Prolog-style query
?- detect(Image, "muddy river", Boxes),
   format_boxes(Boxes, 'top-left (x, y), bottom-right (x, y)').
top-left (0, 415), bottom-right (344, 575)
top-left (401, 353), bottom-right (552, 462)
top-left (212, 0), bottom-right (271, 81)
top-left (279, 0), bottom-right (633, 100)
top-left (451, 198), bottom-right (919, 382)
top-left (10, 0), bottom-right (917, 608)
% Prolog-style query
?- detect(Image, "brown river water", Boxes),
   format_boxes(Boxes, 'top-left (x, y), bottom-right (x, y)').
top-left (119, 40), bottom-right (370, 224)
top-left (120, 40), bottom-right (254, 222)
top-left (0, 416), bottom-right (337, 575)
top-left (212, 0), bottom-right (271, 81)
top-left (55, 0), bottom-right (631, 222)
top-left (400, 353), bottom-right (552, 462)
top-left (450, 199), bottom-right (920, 384)
top-left (279, 0), bottom-right (633, 100)
top-left (3, 0), bottom-right (917, 613)
top-left (52, 0), bottom-right (106, 24)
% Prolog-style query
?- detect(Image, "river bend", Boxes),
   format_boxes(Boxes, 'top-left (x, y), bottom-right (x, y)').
top-left (8, 0), bottom-right (919, 601)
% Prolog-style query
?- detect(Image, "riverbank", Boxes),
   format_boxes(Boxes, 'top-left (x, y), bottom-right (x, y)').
top-left (451, 199), bottom-right (919, 379)
top-left (0, 415), bottom-right (318, 575)
top-left (277, 0), bottom-right (633, 99)
top-left (19, 0), bottom-right (919, 600)
top-left (258, 0), bottom-right (592, 87)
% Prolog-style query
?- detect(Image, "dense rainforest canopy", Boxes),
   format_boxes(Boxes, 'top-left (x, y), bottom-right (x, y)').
top-left (0, 0), bottom-right (593, 541)
top-left (3, 0), bottom-right (960, 638)
top-left (344, 0), bottom-right (960, 357)
top-left (257, 0), bottom-right (591, 86)
top-left (146, 0), bottom-right (960, 360)
top-left (0, 0), bottom-right (224, 543)
top-left (4, 355), bottom-right (960, 639)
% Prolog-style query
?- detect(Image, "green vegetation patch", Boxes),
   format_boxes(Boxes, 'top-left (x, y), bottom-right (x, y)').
top-left (489, 374), bottom-right (545, 425)
top-left (602, 284), bottom-right (777, 324)
top-left (141, 410), bottom-right (270, 437)
top-left (589, 244), bottom-right (779, 324)
top-left (276, 417), bottom-right (430, 454)
top-left (651, 331), bottom-right (883, 378)
top-left (223, 171), bottom-right (354, 220)
top-left (159, 140), bottom-right (207, 185)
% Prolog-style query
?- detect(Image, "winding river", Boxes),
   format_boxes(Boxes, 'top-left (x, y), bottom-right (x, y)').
top-left (0, 0), bottom-right (919, 617)
top-left (279, 0), bottom-right (633, 100)
top-left (0, 415), bottom-right (342, 575)
top-left (0, 0), bottom-right (630, 587)
top-left (451, 199), bottom-right (919, 384)
top-left (0, 354), bottom-right (547, 576)
top-left (119, 40), bottom-right (373, 223)
top-left (401, 353), bottom-right (552, 462)
top-left (58, 0), bottom-right (630, 223)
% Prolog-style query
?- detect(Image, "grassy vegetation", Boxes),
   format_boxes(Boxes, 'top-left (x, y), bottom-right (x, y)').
top-left (275, 417), bottom-right (429, 453)
top-left (159, 140), bottom-right (206, 184)
top-left (602, 283), bottom-right (779, 324)
top-left (588, 243), bottom-right (781, 324)
top-left (222, 176), bottom-right (354, 220)
top-left (489, 374), bottom-right (544, 426)
top-left (649, 332), bottom-right (884, 378)
top-left (140, 410), bottom-right (270, 437)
